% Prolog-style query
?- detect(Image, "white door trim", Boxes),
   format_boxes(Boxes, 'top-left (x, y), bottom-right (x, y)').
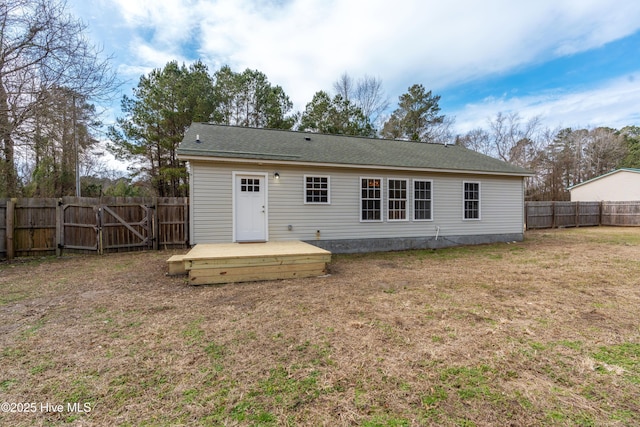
top-left (232, 171), bottom-right (268, 242)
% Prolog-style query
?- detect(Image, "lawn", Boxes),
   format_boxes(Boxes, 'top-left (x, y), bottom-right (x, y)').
top-left (1, 227), bottom-right (639, 426)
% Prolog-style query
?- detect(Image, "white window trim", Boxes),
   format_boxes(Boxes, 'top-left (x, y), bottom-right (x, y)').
top-left (387, 178), bottom-right (409, 222)
top-left (412, 179), bottom-right (433, 221)
top-left (462, 181), bottom-right (481, 221)
top-left (303, 175), bottom-right (331, 205)
top-left (360, 176), bottom-right (383, 222)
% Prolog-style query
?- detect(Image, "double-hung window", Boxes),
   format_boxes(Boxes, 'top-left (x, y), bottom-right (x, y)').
top-left (304, 175), bottom-right (330, 204)
top-left (361, 178), bottom-right (382, 221)
top-left (387, 179), bottom-right (408, 221)
top-left (463, 182), bottom-right (480, 220)
top-left (413, 180), bottom-right (432, 221)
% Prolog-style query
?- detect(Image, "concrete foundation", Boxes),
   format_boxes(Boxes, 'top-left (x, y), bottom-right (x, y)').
top-left (304, 233), bottom-right (524, 254)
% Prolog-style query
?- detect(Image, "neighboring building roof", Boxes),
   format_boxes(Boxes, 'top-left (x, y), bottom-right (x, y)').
top-left (177, 123), bottom-right (533, 176)
top-left (568, 168), bottom-right (640, 190)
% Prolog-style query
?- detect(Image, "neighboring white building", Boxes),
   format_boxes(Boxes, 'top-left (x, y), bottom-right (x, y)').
top-left (177, 124), bottom-right (533, 253)
top-left (569, 169), bottom-right (640, 202)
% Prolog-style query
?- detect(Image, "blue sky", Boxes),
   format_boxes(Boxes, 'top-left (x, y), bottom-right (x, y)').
top-left (69, 0), bottom-right (640, 136)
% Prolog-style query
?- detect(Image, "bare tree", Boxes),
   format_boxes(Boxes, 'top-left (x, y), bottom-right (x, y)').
top-left (527, 126), bottom-right (627, 200)
top-left (354, 74), bottom-right (390, 128)
top-left (457, 128), bottom-right (492, 155)
top-left (583, 127), bottom-right (627, 177)
top-left (488, 112), bottom-right (543, 166)
top-left (428, 115), bottom-right (456, 145)
top-left (332, 72), bottom-right (354, 103)
top-left (24, 86), bottom-right (97, 197)
top-left (459, 112), bottom-right (557, 200)
top-left (0, 0), bottom-right (118, 196)
top-left (333, 72), bottom-right (390, 131)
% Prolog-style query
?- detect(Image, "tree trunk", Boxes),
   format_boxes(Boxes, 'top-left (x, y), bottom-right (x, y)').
top-left (0, 79), bottom-right (18, 197)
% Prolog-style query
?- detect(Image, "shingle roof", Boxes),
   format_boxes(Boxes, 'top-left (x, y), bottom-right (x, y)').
top-left (177, 123), bottom-right (533, 176)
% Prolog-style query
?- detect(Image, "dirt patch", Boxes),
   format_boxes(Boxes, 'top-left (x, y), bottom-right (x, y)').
top-left (1, 228), bottom-right (639, 426)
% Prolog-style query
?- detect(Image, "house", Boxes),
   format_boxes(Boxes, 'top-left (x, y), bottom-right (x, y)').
top-left (177, 123), bottom-right (533, 253)
top-left (569, 168), bottom-right (640, 202)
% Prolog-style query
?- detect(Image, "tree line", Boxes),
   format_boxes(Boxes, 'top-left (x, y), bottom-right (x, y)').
top-left (1, 0), bottom-right (638, 200)
top-left (106, 62), bottom-right (447, 197)
top-left (0, 0), bottom-right (118, 198)
top-left (107, 60), bottom-right (640, 201)
top-left (457, 114), bottom-right (640, 200)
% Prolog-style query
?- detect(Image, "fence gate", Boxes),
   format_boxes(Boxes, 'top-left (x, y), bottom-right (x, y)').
top-left (60, 201), bottom-right (100, 251)
top-left (99, 203), bottom-right (154, 252)
top-left (2, 197), bottom-right (188, 260)
top-left (58, 200), bottom-right (154, 254)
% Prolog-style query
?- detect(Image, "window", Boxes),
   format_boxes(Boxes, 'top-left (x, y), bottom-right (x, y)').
top-left (361, 178), bottom-right (382, 221)
top-left (304, 176), bottom-right (330, 204)
top-left (387, 179), bottom-right (408, 221)
top-left (241, 178), bottom-right (260, 192)
top-left (463, 182), bottom-right (480, 220)
top-left (414, 180), bottom-right (432, 221)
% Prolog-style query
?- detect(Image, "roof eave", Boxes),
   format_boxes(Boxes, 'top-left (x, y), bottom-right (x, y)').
top-left (178, 153), bottom-right (534, 177)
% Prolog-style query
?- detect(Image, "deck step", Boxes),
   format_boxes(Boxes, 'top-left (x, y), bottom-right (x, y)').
top-left (166, 241), bottom-right (331, 284)
top-left (166, 254), bottom-right (188, 276)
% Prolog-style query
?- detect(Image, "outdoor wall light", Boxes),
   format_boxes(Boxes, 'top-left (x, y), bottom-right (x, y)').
top-left (274, 172), bottom-right (280, 180)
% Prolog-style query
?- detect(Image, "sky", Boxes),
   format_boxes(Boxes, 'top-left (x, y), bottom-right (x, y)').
top-left (68, 0), bottom-right (640, 137)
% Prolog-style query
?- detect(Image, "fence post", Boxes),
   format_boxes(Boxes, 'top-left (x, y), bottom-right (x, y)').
top-left (152, 197), bottom-right (159, 251)
top-left (97, 205), bottom-right (103, 255)
top-left (6, 199), bottom-right (15, 261)
top-left (599, 201), bottom-right (603, 226)
top-left (575, 202), bottom-right (580, 228)
top-left (56, 199), bottom-right (63, 256)
top-left (184, 197), bottom-right (189, 247)
top-left (551, 202), bottom-right (556, 228)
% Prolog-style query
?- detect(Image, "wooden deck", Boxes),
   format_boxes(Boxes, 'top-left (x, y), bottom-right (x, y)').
top-left (167, 241), bottom-right (331, 285)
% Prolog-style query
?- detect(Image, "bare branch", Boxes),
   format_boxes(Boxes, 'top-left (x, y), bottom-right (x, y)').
top-left (0, 0), bottom-right (119, 195)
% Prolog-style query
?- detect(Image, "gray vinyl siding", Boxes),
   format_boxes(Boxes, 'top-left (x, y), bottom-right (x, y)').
top-left (190, 161), bottom-right (525, 244)
top-left (191, 161), bottom-right (234, 243)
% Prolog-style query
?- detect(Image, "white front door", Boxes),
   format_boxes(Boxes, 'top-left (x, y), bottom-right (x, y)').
top-left (234, 173), bottom-right (267, 242)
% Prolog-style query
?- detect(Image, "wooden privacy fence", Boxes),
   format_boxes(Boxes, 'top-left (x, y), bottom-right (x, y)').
top-left (0, 197), bottom-right (188, 260)
top-left (525, 201), bottom-right (640, 230)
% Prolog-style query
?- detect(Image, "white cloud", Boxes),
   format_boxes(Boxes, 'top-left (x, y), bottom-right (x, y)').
top-left (130, 38), bottom-right (189, 68)
top-left (71, 0), bottom-right (640, 132)
top-left (454, 72), bottom-right (640, 133)
top-left (111, 0), bottom-right (196, 43)
top-left (184, 0), bottom-right (640, 111)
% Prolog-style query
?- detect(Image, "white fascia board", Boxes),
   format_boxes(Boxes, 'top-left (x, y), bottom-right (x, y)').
top-left (178, 155), bottom-right (534, 178)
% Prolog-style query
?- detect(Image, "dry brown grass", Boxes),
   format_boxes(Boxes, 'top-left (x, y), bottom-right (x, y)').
top-left (1, 227), bottom-right (639, 426)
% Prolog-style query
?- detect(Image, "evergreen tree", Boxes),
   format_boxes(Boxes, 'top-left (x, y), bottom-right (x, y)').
top-left (381, 84), bottom-right (444, 142)
top-left (107, 61), bottom-right (214, 196)
top-left (299, 91), bottom-right (375, 137)
top-left (211, 66), bottom-right (295, 129)
top-left (619, 126), bottom-right (640, 168)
